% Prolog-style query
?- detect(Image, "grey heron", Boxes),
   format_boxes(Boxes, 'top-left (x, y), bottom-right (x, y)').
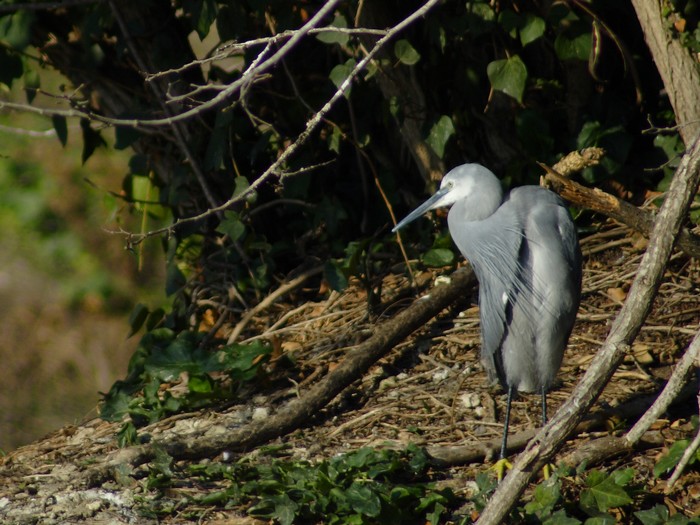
top-left (393, 163), bottom-right (582, 474)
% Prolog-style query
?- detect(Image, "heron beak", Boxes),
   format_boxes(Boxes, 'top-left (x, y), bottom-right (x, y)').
top-left (392, 186), bottom-right (451, 232)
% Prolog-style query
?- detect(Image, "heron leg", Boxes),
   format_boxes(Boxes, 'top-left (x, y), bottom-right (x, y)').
top-left (501, 384), bottom-right (514, 459)
top-left (541, 386), bottom-right (553, 480)
top-left (541, 387), bottom-right (548, 425)
top-left (493, 385), bottom-right (514, 481)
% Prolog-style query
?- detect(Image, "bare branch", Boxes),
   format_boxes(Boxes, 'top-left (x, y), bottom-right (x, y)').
top-left (114, 0), bottom-right (444, 244)
top-left (147, 27), bottom-right (391, 81)
top-left (476, 131), bottom-right (700, 524)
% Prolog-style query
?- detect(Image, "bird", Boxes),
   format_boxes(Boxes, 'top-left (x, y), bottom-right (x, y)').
top-left (393, 163), bottom-right (582, 475)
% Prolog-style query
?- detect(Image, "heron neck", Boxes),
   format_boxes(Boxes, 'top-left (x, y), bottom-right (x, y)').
top-left (448, 191), bottom-right (502, 223)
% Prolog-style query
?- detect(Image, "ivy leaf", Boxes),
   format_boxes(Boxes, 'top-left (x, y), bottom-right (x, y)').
top-left (0, 46), bottom-right (23, 88)
top-left (426, 115), bottom-right (455, 158)
top-left (545, 509), bottom-right (583, 525)
top-left (192, 0), bottom-right (217, 39)
top-left (329, 59), bottom-right (356, 98)
top-left (583, 515), bottom-right (615, 525)
top-left (580, 470), bottom-right (632, 513)
top-left (394, 39), bottom-right (421, 65)
top-left (345, 483), bottom-right (382, 517)
top-left (52, 115), bottom-right (68, 147)
top-left (216, 211), bottom-right (246, 242)
top-left (80, 118), bottom-right (106, 164)
top-left (555, 27), bottom-right (592, 61)
top-left (654, 440), bottom-right (691, 478)
top-left (23, 66), bottom-right (40, 103)
top-left (520, 14), bottom-right (546, 46)
top-left (0, 9), bottom-right (34, 50)
top-left (316, 13), bottom-right (349, 46)
top-left (324, 260), bottom-right (348, 291)
top-left (487, 55), bottom-right (527, 103)
top-left (525, 478), bottom-right (561, 517)
top-left (218, 341), bottom-right (271, 382)
top-left (144, 333), bottom-right (219, 381)
top-left (115, 126), bottom-right (141, 150)
top-left (422, 248), bottom-right (454, 267)
top-left (128, 303), bottom-right (150, 337)
top-left (634, 505), bottom-right (673, 525)
top-left (188, 374), bottom-right (214, 394)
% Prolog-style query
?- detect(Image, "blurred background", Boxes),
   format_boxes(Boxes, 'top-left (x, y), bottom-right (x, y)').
top-left (0, 77), bottom-right (165, 451)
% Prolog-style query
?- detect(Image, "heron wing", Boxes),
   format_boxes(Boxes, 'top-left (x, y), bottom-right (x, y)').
top-left (504, 187), bottom-right (582, 390)
top-left (448, 204), bottom-right (526, 385)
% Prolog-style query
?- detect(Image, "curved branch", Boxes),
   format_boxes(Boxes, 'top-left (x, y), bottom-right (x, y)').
top-left (476, 130), bottom-right (700, 524)
top-left (92, 266), bottom-right (476, 480)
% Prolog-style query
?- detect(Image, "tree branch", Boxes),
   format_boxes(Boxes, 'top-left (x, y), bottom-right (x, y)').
top-left (540, 163), bottom-right (700, 259)
top-left (476, 129), bottom-right (700, 525)
top-left (91, 266), bottom-right (476, 481)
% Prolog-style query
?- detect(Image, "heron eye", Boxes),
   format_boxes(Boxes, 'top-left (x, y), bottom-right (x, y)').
top-left (447, 180), bottom-right (454, 189)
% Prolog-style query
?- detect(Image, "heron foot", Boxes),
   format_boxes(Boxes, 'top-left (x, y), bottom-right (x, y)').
top-left (492, 457), bottom-right (512, 482)
top-left (542, 463), bottom-right (555, 480)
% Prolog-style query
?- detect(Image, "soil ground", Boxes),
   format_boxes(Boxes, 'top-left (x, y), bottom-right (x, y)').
top-left (1, 220), bottom-right (699, 524)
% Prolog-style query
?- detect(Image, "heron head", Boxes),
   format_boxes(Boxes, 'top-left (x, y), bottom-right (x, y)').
top-left (392, 163), bottom-right (502, 232)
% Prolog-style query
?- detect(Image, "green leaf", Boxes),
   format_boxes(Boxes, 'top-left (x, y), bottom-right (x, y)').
top-left (79, 118), bottom-right (107, 164)
top-left (216, 211), bottom-right (246, 241)
top-left (654, 440), bottom-right (690, 478)
top-left (580, 470), bottom-right (633, 512)
top-left (188, 374), bottom-right (214, 394)
top-left (324, 260), bottom-right (348, 291)
top-left (545, 509), bottom-right (582, 525)
top-left (611, 468), bottom-right (635, 486)
top-left (634, 505), bottom-right (670, 525)
top-left (487, 55), bottom-right (527, 103)
top-left (23, 66), bottom-right (40, 103)
top-left (316, 13), bottom-right (349, 46)
top-left (219, 341), bottom-right (271, 382)
top-left (555, 28), bottom-right (592, 61)
top-left (394, 39), bottom-right (421, 65)
top-left (52, 115), bottom-right (68, 147)
top-left (0, 46), bottom-right (23, 88)
top-left (0, 10), bottom-right (34, 50)
top-left (583, 515), bottom-right (616, 525)
top-left (346, 483), bottom-right (382, 517)
top-left (329, 59), bottom-right (356, 98)
top-left (144, 333), bottom-right (219, 381)
top-left (521, 14), bottom-right (546, 46)
top-left (128, 303), bottom-right (150, 337)
top-left (426, 115), bottom-right (455, 158)
top-left (192, 0), bottom-right (217, 39)
top-left (525, 478), bottom-right (561, 516)
top-left (116, 421), bottom-right (138, 447)
top-left (115, 126), bottom-right (141, 150)
top-left (422, 248), bottom-right (455, 267)
top-left (233, 176), bottom-right (250, 198)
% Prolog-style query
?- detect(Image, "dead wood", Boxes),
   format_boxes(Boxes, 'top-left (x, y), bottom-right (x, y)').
top-left (91, 266), bottom-right (476, 481)
top-left (476, 128), bottom-right (700, 524)
top-left (427, 382), bottom-right (696, 468)
top-left (540, 163), bottom-right (700, 260)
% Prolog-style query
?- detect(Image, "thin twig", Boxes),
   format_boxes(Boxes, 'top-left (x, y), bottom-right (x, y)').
top-left (113, 0), bottom-right (443, 245)
top-left (227, 266), bottom-right (325, 344)
top-left (625, 330), bottom-right (700, 444)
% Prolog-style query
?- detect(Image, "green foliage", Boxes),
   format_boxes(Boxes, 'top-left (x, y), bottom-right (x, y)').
top-left (487, 55), bottom-right (528, 103)
top-left (654, 439), bottom-right (700, 478)
top-left (100, 323), bottom-right (272, 438)
top-left (143, 444), bottom-right (456, 524)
